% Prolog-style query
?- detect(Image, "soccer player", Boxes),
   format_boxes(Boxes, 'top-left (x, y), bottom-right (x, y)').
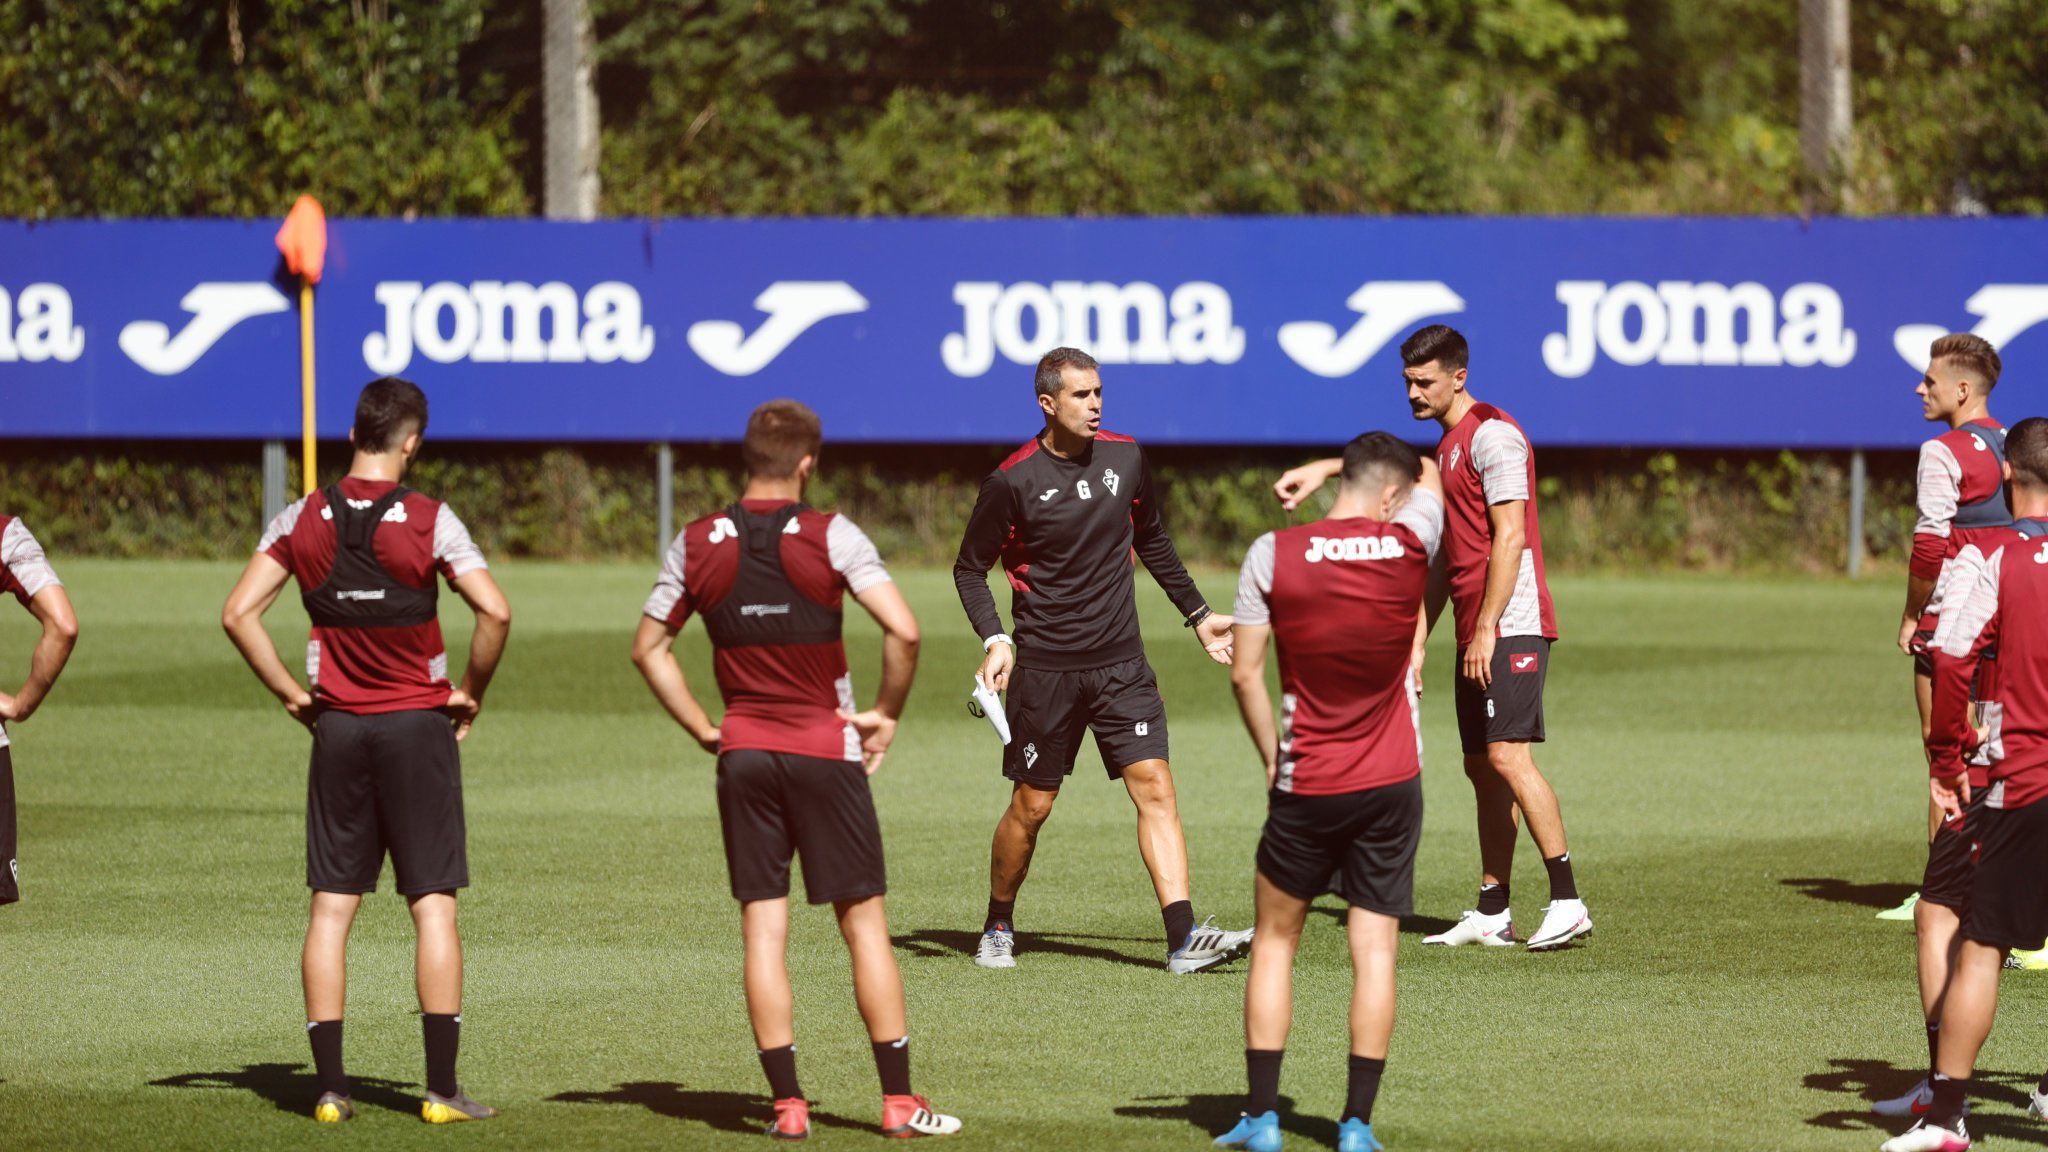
top-left (631, 399), bottom-right (960, 1141)
top-left (955, 347), bottom-right (1252, 974)
top-left (1875, 333), bottom-right (2011, 1118)
top-left (1880, 416), bottom-right (2048, 1152)
top-left (222, 376), bottom-right (511, 1125)
top-left (1274, 325), bottom-right (1589, 951)
top-left (1216, 433), bottom-right (1444, 1152)
top-left (0, 514), bottom-right (79, 910)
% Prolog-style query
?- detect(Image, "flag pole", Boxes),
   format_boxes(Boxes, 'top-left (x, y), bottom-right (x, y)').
top-left (299, 280), bottom-right (316, 495)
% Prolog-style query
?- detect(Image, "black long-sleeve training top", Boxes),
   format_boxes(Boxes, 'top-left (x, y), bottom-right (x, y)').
top-left (953, 430), bottom-right (1208, 672)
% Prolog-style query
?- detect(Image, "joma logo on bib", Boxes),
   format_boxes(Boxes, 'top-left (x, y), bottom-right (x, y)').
top-left (1304, 536), bottom-right (1406, 563)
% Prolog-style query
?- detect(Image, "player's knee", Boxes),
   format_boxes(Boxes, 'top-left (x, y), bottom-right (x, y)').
top-left (1485, 743), bottom-right (1535, 777)
top-left (1122, 761), bottom-right (1177, 807)
top-left (1009, 786), bottom-right (1057, 828)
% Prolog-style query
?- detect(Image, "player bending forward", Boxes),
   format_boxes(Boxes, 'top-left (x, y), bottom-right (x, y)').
top-left (223, 376), bottom-right (512, 1123)
top-left (1216, 433), bottom-right (1444, 1152)
top-left (1876, 333), bottom-right (2013, 1118)
top-left (1882, 416), bottom-right (2048, 1152)
top-left (0, 514), bottom-right (79, 910)
top-left (632, 399), bottom-right (960, 1141)
top-left (955, 347), bottom-right (1251, 974)
top-left (1276, 325), bottom-right (1589, 951)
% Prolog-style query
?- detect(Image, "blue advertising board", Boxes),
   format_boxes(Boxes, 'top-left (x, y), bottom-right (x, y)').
top-left (1, 217), bottom-right (2043, 447)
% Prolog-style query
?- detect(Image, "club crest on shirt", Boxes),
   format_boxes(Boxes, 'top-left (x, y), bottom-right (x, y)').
top-left (1443, 445), bottom-right (1463, 474)
top-left (1102, 468), bottom-right (1120, 495)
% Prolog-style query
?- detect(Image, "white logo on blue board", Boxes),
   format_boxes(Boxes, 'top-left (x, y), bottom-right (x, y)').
top-left (1894, 285), bottom-right (2048, 372)
top-left (687, 282), bottom-right (869, 376)
top-left (1543, 281), bottom-right (1856, 379)
top-left (1278, 281), bottom-right (1465, 379)
top-left (119, 283), bottom-right (290, 375)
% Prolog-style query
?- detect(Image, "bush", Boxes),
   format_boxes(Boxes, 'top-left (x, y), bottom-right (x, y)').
top-left (4, 442), bottom-right (1911, 577)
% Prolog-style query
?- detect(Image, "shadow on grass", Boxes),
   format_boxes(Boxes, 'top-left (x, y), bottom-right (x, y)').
top-left (1781, 877), bottom-right (1918, 910)
top-left (549, 1081), bottom-right (865, 1134)
top-left (893, 928), bottom-right (1164, 970)
top-left (150, 1062), bottom-right (417, 1116)
top-left (1117, 1093), bottom-right (1337, 1145)
top-left (1307, 904), bottom-right (1456, 936)
top-left (1804, 1058), bottom-right (2048, 1145)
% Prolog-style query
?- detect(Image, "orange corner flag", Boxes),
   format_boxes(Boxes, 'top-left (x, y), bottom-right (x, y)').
top-left (276, 195), bottom-right (328, 284)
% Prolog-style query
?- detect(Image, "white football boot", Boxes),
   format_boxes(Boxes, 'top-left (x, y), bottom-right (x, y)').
top-left (1168, 916), bottom-right (1254, 974)
top-left (2028, 1085), bottom-right (2048, 1121)
top-left (975, 926), bottom-right (1017, 969)
top-left (1422, 908), bottom-right (1516, 947)
top-left (1525, 899), bottom-right (1593, 951)
top-left (1879, 1118), bottom-right (1971, 1152)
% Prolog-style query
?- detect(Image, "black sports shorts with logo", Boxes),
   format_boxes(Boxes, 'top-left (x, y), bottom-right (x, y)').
top-left (717, 749), bottom-right (887, 905)
top-left (1002, 655), bottom-right (1170, 789)
top-left (1454, 637), bottom-right (1550, 755)
top-left (1256, 776), bottom-right (1424, 917)
top-left (1921, 787), bottom-right (1989, 912)
top-left (1961, 796), bottom-right (2048, 951)
top-left (307, 709), bottom-right (469, 896)
top-left (1, 745), bottom-right (18, 906)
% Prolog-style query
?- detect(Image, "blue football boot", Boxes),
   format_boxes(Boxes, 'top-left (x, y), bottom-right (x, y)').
top-left (1337, 1117), bottom-right (1383, 1152)
top-left (1214, 1109), bottom-right (1282, 1152)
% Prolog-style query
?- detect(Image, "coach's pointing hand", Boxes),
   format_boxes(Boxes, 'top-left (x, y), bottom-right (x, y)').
top-left (838, 709), bottom-right (897, 776)
top-left (1196, 612), bottom-right (1236, 665)
top-left (979, 638), bottom-right (1014, 693)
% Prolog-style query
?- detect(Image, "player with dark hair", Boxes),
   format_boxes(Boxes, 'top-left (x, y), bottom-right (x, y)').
top-left (1275, 324), bottom-right (1590, 951)
top-left (956, 347), bottom-right (1252, 973)
top-left (1874, 332), bottom-right (2013, 1118)
top-left (0, 514), bottom-right (79, 909)
top-left (223, 376), bottom-right (512, 1124)
top-left (1217, 432), bottom-right (1444, 1152)
top-left (1881, 416), bottom-right (2048, 1152)
top-left (632, 398), bottom-right (961, 1141)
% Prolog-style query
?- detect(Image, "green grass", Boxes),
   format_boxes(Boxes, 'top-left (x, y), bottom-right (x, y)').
top-left (2, 561), bottom-right (2044, 1151)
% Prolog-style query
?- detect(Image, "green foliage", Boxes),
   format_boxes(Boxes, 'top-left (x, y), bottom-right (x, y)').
top-left (5, 443), bottom-right (1913, 576)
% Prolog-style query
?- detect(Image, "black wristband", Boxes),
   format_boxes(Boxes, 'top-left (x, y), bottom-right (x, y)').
top-left (1184, 605), bottom-right (1212, 629)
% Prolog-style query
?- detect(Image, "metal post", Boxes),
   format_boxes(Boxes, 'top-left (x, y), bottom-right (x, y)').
top-left (1799, 0), bottom-right (1852, 216)
top-left (1848, 448), bottom-right (1867, 578)
top-left (543, 0), bottom-right (601, 220)
top-left (262, 440), bottom-right (288, 526)
top-left (657, 442), bottom-right (675, 558)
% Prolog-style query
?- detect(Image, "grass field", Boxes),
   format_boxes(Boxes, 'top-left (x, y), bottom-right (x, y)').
top-left (2, 560), bottom-right (2044, 1152)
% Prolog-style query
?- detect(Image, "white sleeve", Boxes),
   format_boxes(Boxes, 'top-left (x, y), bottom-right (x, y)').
top-left (1470, 420), bottom-right (1531, 505)
top-left (1932, 545), bottom-right (2002, 657)
top-left (2, 519), bottom-right (61, 599)
top-left (828, 515), bottom-right (892, 594)
top-left (1232, 533), bottom-right (1277, 627)
top-left (1916, 440), bottom-right (1962, 539)
top-left (1394, 487), bottom-right (1446, 562)
top-left (643, 531), bottom-right (687, 620)
top-left (256, 497), bottom-right (307, 556)
top-left (432, 504), bottom-right (489, 578)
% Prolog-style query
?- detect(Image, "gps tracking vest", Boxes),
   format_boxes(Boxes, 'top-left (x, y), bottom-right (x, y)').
top-left (303, 485), bottom-right (438, 628)
top-left (1956, 420), bottom-right (2013, 531)
top-left (701, 503), bottom-right (842, 649)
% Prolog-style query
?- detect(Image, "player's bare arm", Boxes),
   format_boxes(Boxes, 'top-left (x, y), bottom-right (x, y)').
top-left (629, 616), bottom-right (721, 754)
top-left (837, 580), bottom-right (920, 775)
top-left (446, 568), bottom-right (511, 741)
top-left (1227, 621), bottom-right (1279, 788)
top-left (1463, 499), bottom-right (1527, 689)
top-left (0, 584), bottom-right (78, 724)
top-left (221, 552), bottom-right (320, 730)
top-left (1273, 457), bottom-right (1342, 511)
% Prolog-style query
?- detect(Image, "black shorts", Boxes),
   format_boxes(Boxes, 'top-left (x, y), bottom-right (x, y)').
top-left (307, 710), bottom-right (468, 896)
top-left (1256, 776), bottom-right (1424, 917)
top-left (1, 745), bottom-right (17, 907)
top-left (1920, 788), bottom-right (1989, 911)
top-left (1454, 637), bottom-right (1550, 755)
top-left (1961, 797), bottom-right (2048, 951)
top-left (1003, 655), bottom-right (1169, 789)
top-left (717, 749), bottom-right (887, 905)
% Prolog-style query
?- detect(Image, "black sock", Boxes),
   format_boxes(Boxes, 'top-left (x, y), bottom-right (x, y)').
top-left (1164, 900), bottom-right (1196, 954)
top-left (422, 1013), bottom-right (460, 1098)
top-left (1475, 883), bottom-right (1510, 916)
top-left (1344, 1055), bottom-right (1386, 1124)
top-left (1245, 1048), bottom-right (1283, 1115)
top-left (872, 1036), bottom-right (913, 1097)
top-left (1929, 1073), bottom-right (1967, 1127)
top-left (759, 1044), bottom-right (802, 1101)
top-left (2036, 1066), bottom-right (2048, 1097)
top-left (307, 1020), bottom-right (347, 1096)
top-left (985, 898), bottom-right (1015, 933)
top-left (1542, 853), bottom-right (1578, 901)
top-left (1927, 1021), bottom-right (1942, 1078)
